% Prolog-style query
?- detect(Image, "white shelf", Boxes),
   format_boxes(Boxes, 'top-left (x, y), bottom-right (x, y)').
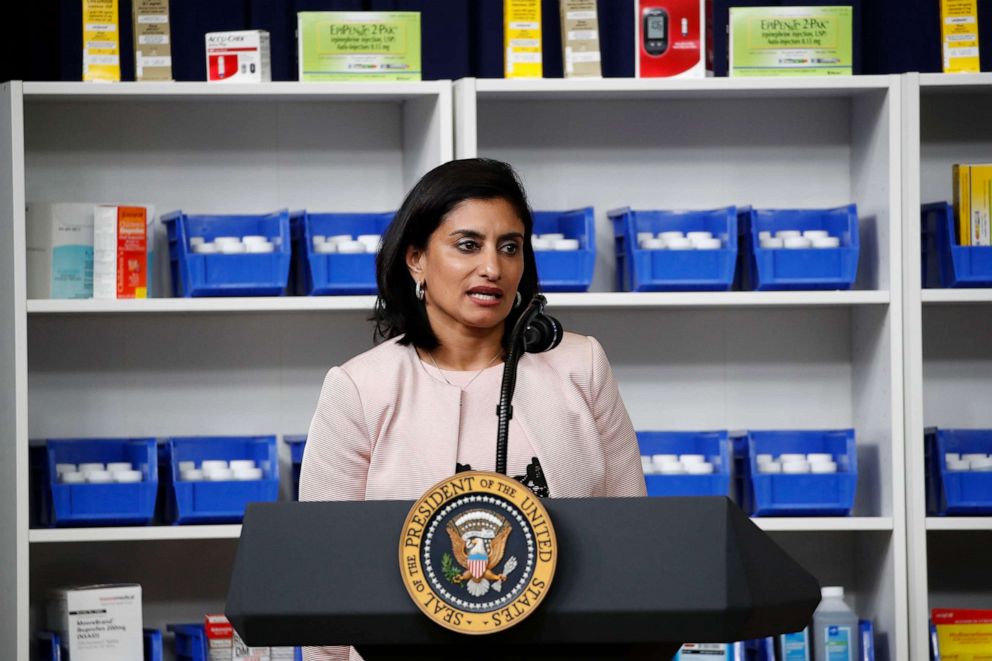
top-left (754, 517), bottom-right (894, 532)
top-left (919, 72), bottom-right (992, 90)
top-left (26, 290), bottom-right (890, 315)
top-left (921, 289), bottom-right (992, 304)
top-left (29, 525), bottom-right (242, 543)
top-left (926, 517), bottom-right (992, 532)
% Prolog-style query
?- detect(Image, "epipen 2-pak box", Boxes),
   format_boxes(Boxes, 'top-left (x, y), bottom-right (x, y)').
top-left (940, 0), bottom-right (980, 74)
top-left (953, 164), bottom-right (992, 247)
top-left (206, 31), bottom-right (271, 83)
top-left (82, 0), bottom-right (121, 82)
top-left (505, 0), bottom-right (543, 78)
top-left (560, 0), bottom-right (602, 78)
top-left (133, 0), bottom-right (172, 81)
top-left (729, 6), bottom-right (853, 77)
top-left (297, 12), bottom-right (421, 81)
top-left (46, 584), bottom-right (143, 661)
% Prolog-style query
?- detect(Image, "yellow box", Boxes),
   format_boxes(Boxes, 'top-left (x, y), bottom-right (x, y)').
top-left (83, 0), bottom-right (121, 82)
top-left (940, 0), bottom-right (980, 74)
top-left (505, 0), bottom-right (543, 78)
top-left (954, 164), bottom-right (992, 247)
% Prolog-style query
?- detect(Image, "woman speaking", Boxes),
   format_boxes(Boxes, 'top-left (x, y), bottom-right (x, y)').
top-left (299, 158), bottom-right (645, 661)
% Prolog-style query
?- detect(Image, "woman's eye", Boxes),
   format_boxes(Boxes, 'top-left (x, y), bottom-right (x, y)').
top-left (457, 240), bottom-right (479, 252)
top-left (501, 243), bottom-right (520, 255)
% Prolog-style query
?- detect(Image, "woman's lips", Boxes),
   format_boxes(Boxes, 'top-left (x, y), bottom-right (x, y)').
top-left (467, 288), bottom-right (503, 307)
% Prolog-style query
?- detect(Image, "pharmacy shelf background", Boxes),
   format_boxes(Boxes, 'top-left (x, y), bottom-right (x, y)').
top-left (903, 72), bottom-right (992, 661)
top-left (456, 76), bottom-right (907, 659)
top-left (0, 77), bottom-right (912, 659)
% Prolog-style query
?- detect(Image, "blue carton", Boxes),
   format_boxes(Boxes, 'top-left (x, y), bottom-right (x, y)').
top-left (925, 428), bottom-right (992, 515)
top-left (637, 431), bottom-right (732, 497)
top-left (608, 207), bottom-right (738, 291)
top-left (162, 210), bottom-right (292, 297)
top-left (732, 429), bottom-right (857, 516)
top-left (285, 434), bottom-right (307, 501)
top-left (38, 629), bottom-right (162, 660)
top-left (35, 438), bottom-right (158, 527)
top-left (532, 207), bottom-right (596, 292)
top-left (922, 202), bottom-right (992, 288)
top-left (168, 623), bottom-right (205, 661)
top-left (289, 211), bottom-right (393, 295)
top-left (738, 205), bottom-right (860, 291)
top-left (160, 436), bottom-right (279, 524)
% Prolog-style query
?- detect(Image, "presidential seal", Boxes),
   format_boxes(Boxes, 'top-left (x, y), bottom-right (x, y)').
top-left (399, 471), bottom-right (557, 634)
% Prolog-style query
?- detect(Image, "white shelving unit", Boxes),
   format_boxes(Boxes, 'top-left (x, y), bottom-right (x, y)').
top-left (904, 72), bottom-right (992, 661)
top-left (0, 80), bottom-right (453, 661)
top-left (0, 76), bottom-right (914, 659)
top-left (456, 76), bottom-right (907, 659)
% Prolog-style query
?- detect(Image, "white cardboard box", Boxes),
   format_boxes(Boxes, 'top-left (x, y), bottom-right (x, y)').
top-left (206, 30), bottom-right (271, 82)
top-left (26, 203), bottom-right (95, 299)
top-left (46, 584), bottom-right (143, 661)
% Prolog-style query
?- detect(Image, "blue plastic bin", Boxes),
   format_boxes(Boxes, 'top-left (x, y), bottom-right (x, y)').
top-left (608, 207), bottom-right (738, 291)
top-left (289, 211), bottom-right (393, 295)
top-left (732, 429), bottom-right (857, 516)
top-left (34, 438), bottom-right (158, 527)
top-left (921, 202), bottom-right (992, 288)
top-left (160, 436), bottom-right (279, 524)
top-left (738, 205), bottom-right (860, 291)
top-left (285, 434), bottom-right (307, 501)
top-left (38, 629), bottom-right (161, 660)
top-left (532, 207), bottom-right (596, 292)
top-left (162, 210), bottom-right (292, 297)
top-left (145, 629), bottom-right (164, 661)
top-left (637, 431), bottom-right (732, 497)
top-left (168, 623), bottom-right (206, 661)
top-left (925, 428), bottom-right (992, 515)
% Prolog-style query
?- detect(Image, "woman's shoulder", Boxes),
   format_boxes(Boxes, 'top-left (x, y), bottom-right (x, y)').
top-left (530, 331), bottom-right (605, 370)
top-left (338, 336), bottom-right (414, 378)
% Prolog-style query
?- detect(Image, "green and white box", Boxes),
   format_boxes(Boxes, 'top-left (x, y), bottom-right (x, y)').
top-left (729, 6), bottom-right (853, 77)
top-left (46, 584), bottom-right (143, 661)
top-left (26, 203), bottom-right (95, 299)
top-left (297, 12), bottom-right (421, 81)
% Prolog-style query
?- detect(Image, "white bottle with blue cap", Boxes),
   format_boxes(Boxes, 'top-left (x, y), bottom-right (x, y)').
top-left (812, 586), bottom-right (858, 661)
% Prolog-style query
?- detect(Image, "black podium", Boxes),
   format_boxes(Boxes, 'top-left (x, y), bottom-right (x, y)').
top-left (226, 497), bottom-right (820, 660)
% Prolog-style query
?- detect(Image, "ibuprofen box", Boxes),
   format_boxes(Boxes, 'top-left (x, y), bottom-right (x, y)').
top-left (206, 31), bottom-right (271, 83)
top-left (46, 584), bottom-right (143, 661)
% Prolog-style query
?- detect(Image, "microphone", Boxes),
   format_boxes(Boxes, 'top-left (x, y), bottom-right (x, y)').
top-left (495, 295), bottom-right (564, 477)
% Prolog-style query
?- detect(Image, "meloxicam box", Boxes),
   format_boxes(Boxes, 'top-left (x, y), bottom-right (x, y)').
top-left (46, 584), bottom-right (143, 661)
top-left (206, 31), bottom-right (271, 83)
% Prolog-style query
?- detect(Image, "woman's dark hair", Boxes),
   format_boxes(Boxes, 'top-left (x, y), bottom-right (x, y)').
top-left (373, 158), bottom-right (540, 350)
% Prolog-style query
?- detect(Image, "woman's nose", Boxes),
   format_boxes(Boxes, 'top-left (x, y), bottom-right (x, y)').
top-left (479, 247), bottom-right (501, 279)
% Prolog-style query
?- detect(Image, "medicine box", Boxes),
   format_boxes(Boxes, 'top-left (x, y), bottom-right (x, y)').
top-left (93, 205), bottom-right (151, 299)
top-left (168, 624), bottom-right (300, 661)
top-left (922, 202), bottom-right (992, 288)
top-left (532, 207), bottom-right (596, 292)
top-left (637, 430), bottom-right (732, 497)
top-left (46, 584), bottom-right (143, 661)
top-left (26, 203), bottom-right (95, 299)
top-left (953, 164), bottom-right (992, 247)
top-left (925, 428), bottom-right (992, 515)
top-left (206, 31), bottom-right (271, 83)
top-left (34, 438), bottom-right (158, 527)
top-left (738, 205), bottom-right (860, 291)
top-left (729, 6), bottom-right (853, 77)
top-left (160, 436), bottom-right (279, 524)
top-left (298, 12), bottom-right (421, 81)
top-left (608, 206), bottom-right (738, 291)
top-left (162, 210), bottom-right (292, 297)
top-left (285, 434), bottom-right (307, 501)
top-left (732, 429), bottom-right (858, 516)
top-left (289, 211), bottom-right (393, 295)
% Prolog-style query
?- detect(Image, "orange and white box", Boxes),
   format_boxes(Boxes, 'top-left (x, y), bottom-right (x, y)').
top-left (205, 614), bottom-right (234, 661)
top-left (206, 30), bottom-right (271, 83)
top-left (93, 205), bottom-right (150, 299)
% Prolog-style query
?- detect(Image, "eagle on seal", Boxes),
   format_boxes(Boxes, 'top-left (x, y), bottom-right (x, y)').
top-left (446, 509), bottom-right (514, 597)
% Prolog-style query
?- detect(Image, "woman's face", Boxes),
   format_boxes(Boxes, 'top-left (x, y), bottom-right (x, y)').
top-left (406, 197), bottom-right (527, 336)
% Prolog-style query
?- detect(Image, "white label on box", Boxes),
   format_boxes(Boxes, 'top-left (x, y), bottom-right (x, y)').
top-left (84, 54), bottom-right (120, 65)
top-left (138, 34), bottom-right (170, 45)
top-left (566, 10), bottom-right (596, 19)
top-left (48, 585), bottom-right (143, 661)
top-left (138, 14), bottom-right (168, 23)
top-left (86, 40), bottom-right (118, 49)
top-left (92, 206), bottom-right (118, 300)
top-left (568, 51), bottom-right (601, 63)
top-left (509, 21), bottom-right (539, 29)
top-left (139, 56), bottom-right (172, 67)
top-left (568, 30), bottom-right (598, 41)
top-left (946, 15), bottom-right (977, 24)
top-left (85, 23), bottom-right (116, 32)
top-left (508, 51), bottom-right (542, 63)
top-left (947, 46), bottom-right (980, 57)
top-left (509, 38), bottom-right (541, 48)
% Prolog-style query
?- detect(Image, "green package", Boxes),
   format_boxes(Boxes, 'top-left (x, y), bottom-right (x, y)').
top-left (298, 12), bottom-right (421, 81)
top-left (730, 6), bottom-right (853, 77)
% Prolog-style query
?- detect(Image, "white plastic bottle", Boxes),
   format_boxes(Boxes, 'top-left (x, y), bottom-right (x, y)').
top-left (812, 586), bottom-right (858, 661)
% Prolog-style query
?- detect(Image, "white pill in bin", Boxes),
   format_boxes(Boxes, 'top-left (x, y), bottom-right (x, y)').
top-left (782, 461), bottom-right (811, 474)
top-left (651, 454), bottom-right (679, 465)
top-left (114, 470), bottom-right (143, 483)
top-left (637, 232), bottom-right (654, 243)
top-left (784, 237), bottom-right (813, 249)
top-left (810, 461), bottom-right (838, 474)
top-left (311, 235), bottom-right (327, 246)
top-left (802, 230), bottom-right (829, 239)
top-left (314, 242), bottom-right (338, 254)
top-left (532, 238), bottom-right (553, 251)
top-left (945, 453), bottom-right (961, 462)
top-left (219, 242), bottom-right (247, 254)
top-left (971, 457), bottom-right (992, 471)
top-left (178, 461), bottom-right (196, 472)
top-left (666, 237), bottom-right (694, 250)
top-left (946, 459), bottom-right (970, 472)
top-left (685, 462), bottom-right (714, 475)
top-left (812, 237), bottom-right (840, 249)
top-left (242, 235), bottom-right (268, 244)
top-left (206, 468), bottom-right (234, 481)
top-left (233, 467), bottom-right (264, 481)
top-left (642, 464), bottom-right (657, 475)
top-left (337, 241), bottom-right (366, 254)
top-left (755, 454), bottom-right (773, 464)
top-left (692, 238), bottom-right (722, 250)
top-left (86, 470), bottom-right (114, 484)
top-left (55, 463), bottom-right (77, 475)
top-left (189, 236), bottom-right (205, 247)
top-left (679, 454), bottom-right (706, 464)
top-left (181, 468), bottom-right (204, 481)
top-left (658, 463), bottom-right (686, 475)
top-left (79, 463), bottom-right (106, 474)
top-left (642, 238), bottom-right (666, 250)
top-left (230, 459), bottom-right (256, 471)
top-left (778, 454), bottom-right (805, 463)
top-left (553, 239), bottom-right (580, 251)
top-left (758, 461), bottom-right (782, 474)
top-left (962, 453), bottom-right (988, 462)
top-left (659, 231), bottom-right (685, 241)
top-left (776, 230), bottom-right (801, 239)
top-left (214, 236), bottom-right (241, 245)
top-left (760, 238), bottom-right (784, 249)
top-left (806, 453), bottom-right (833, 464)
top-left (106, 462), bottom-right (133, 473)
top-left (201, 460), bottom-right (228, 471)
top-left (60, 472), bottom-right (86, 484)
top-left (758, 231), bottom-right (772, 241)
top-left (686, 231), bottom-right (713, 241)
top-left (193, 242), bottom-right (218, 254)
top-left (539, 233), bottom-right (565, 241)
top-left (246, 242), bottom-right (275, 254)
